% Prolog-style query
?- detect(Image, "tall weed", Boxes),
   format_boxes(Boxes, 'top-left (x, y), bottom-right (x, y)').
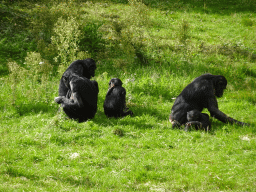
top-left (79, 22), bottom-right (105, 58)
top-left (51, 16), bottom-right (81, 75)
top-left (99, 0), bottom-right (150, 68)
top-left (7, 61), bottom-right (26, 106)
top-left (7, 52), bottom-right (53, 113)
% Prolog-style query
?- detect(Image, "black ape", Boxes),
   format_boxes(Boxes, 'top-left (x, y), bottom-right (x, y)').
top-left (103, 78), bottom-right (133, 118)
top-left (58, 59), bottom-right (96, 97)
top-left (55, 74), bottom-right (99, 123)
top-left (185, 109), bottom-right (211, 131)
top-left (169, 73), bottom-right (248, 128)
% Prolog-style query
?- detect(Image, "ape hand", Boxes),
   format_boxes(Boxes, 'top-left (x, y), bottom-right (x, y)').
top-left (54, 96), bottom-right (65, 104)
top-left (238, 121), bottom-right (250, 127)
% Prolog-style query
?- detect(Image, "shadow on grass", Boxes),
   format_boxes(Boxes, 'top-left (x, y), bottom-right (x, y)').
top-left (15, 102), bottom-right (56, 116)
top-left (93, 111), bottom-right (157, 130)
top-left (5, 166), bottom-right (39, 180)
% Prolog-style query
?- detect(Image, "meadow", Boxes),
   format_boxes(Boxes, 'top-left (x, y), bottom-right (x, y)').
top-left (0, 0), bottom-right (256, 191)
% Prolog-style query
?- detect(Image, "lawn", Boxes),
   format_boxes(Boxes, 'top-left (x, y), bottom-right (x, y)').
top-left (0, 0), bottom-right (256, 191)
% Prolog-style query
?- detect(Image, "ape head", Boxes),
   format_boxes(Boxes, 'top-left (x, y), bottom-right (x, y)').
top-left (187, 110), bottom-right (201, 121)
top-left (109, 78), bottom-right (122, 89)
top-left (213, 75), bottom-right (227, 97)
top-left (83, 58), bottom-right (97, 79)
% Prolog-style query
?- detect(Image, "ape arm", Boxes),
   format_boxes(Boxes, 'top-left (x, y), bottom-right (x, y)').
top-left (55, 77), bottom-right (87, 109)
top-left (207, 97), bottom-right (248, 126)
top-left (54, 92), bottom-right (83, 109)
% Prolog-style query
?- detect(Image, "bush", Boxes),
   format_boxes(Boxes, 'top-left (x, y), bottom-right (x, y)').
top-left (79, 22), bottom-right (106, 58)
top-left (51, 16), bottom-right (81, 75)
top-left (7, 52), bottom-right (53, 109)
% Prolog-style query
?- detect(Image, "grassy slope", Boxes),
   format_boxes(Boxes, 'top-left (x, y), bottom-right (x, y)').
top-left (1, 0), bottom-right (256, 191)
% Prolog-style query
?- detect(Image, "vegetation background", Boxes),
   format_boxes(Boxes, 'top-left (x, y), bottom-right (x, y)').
top-left (0, 0), bottom-right (256, 191)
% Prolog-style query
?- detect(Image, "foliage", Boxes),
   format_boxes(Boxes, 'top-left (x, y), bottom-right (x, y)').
top-left (79, 22), bottom-right (106, 58)
top-left (7, 52), bottom-right (53, 113)
top-left (51, 17), bottom-right (81, 74)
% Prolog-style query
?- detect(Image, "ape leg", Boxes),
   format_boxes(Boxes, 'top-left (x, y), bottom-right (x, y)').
top-left (62, 107), bottom-right (88, 122)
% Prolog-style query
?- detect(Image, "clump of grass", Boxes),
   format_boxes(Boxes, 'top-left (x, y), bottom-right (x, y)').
top-left (113, 128), bottom-right (124, 136)
top-left (6, 52), bottom-right (54, 114)
top-left (7, 61), bottom-right (26, 106)
top-left (242, 18), bottom-right (254, 27)
top-left (179, 20), bottom-right (190, 44)
top-left (24, 52), bottom-right (53, 82)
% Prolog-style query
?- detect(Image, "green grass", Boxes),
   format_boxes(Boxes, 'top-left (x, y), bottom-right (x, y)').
top-left (1, 0), bottom-right (256, 191)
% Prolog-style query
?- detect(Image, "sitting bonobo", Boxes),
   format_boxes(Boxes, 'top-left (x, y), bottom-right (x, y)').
top-left (185, 109), bottom-right (211, 131)
top-left (169, 73), bottom-right (249, 129)
top-left (58, 59), bottom-right (97, 97)
top-left (103, 78), bottom-right (133, 118)
top-left (55, 59), bottom-right (98, 122)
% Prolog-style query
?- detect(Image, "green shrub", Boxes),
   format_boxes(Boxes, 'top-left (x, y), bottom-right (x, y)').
top-left (7, 52), bottom-right (53, 110)
top-left (7, 61), bottom-right (26, 105)
top-left (79, 22), bottom-right (106, 58)
top-left (51, 16), bottom-right (81, 75)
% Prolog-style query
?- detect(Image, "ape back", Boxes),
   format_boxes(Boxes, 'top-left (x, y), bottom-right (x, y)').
top-left (104, 86), bottom-right (126, 117)
top-left (59, 59), bottom-right (96, 97)
top-left (103, 78), bottom-right (133, 118)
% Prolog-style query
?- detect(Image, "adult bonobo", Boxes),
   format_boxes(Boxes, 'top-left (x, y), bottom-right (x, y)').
top-left (55, 74), bottom-right (99, 122)
top-left (103, 78), bottom-right (133, 118)
top-left (169, 74), bottom-right (249, 128)
top-left (58, 59), bottom-right (96, 97)
top-left (55, 59), bottom-right (98, 122)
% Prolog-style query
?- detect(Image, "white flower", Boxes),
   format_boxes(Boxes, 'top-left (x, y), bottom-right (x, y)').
top-left (241, 136), bottom-right (250, 141)
top-left (70, 152), bottom-right (80, 159)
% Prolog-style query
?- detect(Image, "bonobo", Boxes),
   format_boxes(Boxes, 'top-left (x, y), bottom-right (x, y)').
top-left (103, 78), bottom-right (133, 118)
top-left (58, 59), bottom-right (96, 97)
top-left (169, 73), bottom-right (249, 128)
top-left (55, 74), bottom-right (98, 122)
top-left (55, 59), bottom-right (98, 122)
top-left (185, 109), bottom-right (211, 131)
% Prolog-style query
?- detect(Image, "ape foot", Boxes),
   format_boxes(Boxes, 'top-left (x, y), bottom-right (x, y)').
top-left (128, 111), bottom-right (134, 117)
top-left (184, 122), bottom-right (193, 132)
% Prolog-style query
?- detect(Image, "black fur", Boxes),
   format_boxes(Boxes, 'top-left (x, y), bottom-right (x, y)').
top-left (103, 78), bottom-right (133, 118)
top-left (185, 109), bottom-right (211, 131)
top-left (58, 59), bottom-right (96, 97)
top-left (55, 59), bottom-right (98, 122)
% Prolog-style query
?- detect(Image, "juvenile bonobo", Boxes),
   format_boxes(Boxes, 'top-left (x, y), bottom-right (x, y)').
top-left (169, 73), bottom-right (249, 128)
top-left (185, 109), bottom-right (211, 131)
top-left (58, 59), bottom-right (96, 97)
top-left (103, 78), bottom-right (133, 118)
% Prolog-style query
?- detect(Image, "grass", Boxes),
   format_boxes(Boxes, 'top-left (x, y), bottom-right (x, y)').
top-left (1, 0), bottom-right (256, 191)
